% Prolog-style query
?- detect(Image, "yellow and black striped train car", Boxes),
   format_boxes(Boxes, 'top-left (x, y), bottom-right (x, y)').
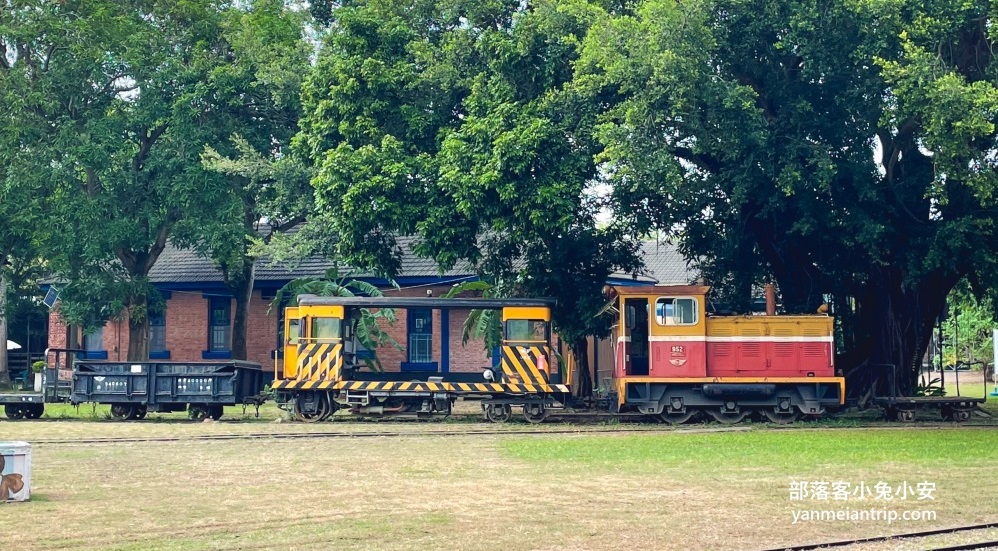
top-left (272, 295), bottom-right (571, 422)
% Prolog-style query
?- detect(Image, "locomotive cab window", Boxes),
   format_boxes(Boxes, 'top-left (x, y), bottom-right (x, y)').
top-left (506, 320), bottom-right (548, 342)
top-left (311, 317), bottom-right (342, 342)
top-left (656, 297), bottom-right (698, 326)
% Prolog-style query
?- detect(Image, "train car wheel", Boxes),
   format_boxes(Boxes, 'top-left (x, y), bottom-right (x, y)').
top-left (706, 408), bottom-right (748, 424)
top-left (110, 404), bottom-right (135, 421)
top-left (188, 404), bottom-right (209, 421)
top-left (659, 410), bottom-right (695, 424)
top-left (482, 404), bottom-right (511, 423)
top-left (23, 404), bottom-right (44, 420)
top-left (762, 409), bottom-right (801, 424)
top-left (208, 405), bottom-right (224, 421)
top-left (133, 406), bottom-right (147, 420)
top-left (4, 404), bottom-right (25, 420)
top-left (522, 404), bottom-right (549, 424)
top-left (294, 394), bottom-right (330, 423)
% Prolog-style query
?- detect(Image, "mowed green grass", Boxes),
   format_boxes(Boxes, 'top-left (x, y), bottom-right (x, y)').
top-left (2, 426), bottom-right (995, 551)
top-left (503, 429), bottom-right (994, 472)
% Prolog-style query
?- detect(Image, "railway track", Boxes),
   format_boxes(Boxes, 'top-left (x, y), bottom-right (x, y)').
top-left (25, 424), bottom-right (756, 445)
top-left (757, 522), bottom-right (998, 551)
top-left (21, 420), bottom-right (998, 446)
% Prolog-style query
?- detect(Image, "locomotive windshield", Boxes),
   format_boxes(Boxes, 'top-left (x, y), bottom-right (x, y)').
top-left (656, 297), bottom-right (698, 325)
top-left (505, 320), bottom-right (548, 342)
top-left (310, 317), bottom-right (342, 342)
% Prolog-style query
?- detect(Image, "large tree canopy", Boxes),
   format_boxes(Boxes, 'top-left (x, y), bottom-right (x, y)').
top-left (0, 0), bottom-right (308, 359)
top-left (579, 0), bottom-right (998, 396)
top-left (297, 0), bottom-right (641, 394)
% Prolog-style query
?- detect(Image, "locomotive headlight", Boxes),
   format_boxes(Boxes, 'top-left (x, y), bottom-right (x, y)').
top-left (483, 369), bottom-right (494, 381)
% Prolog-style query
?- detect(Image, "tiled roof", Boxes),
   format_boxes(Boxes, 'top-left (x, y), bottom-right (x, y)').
top-left (148, 236), bottom-right (693, 285)
top-left (638, 239), bottom-right (697, 284)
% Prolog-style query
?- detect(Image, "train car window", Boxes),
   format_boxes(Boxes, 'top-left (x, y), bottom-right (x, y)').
top-left (287, 318), bottom-right (300, 345)
top-left (506, 320), bottom-right (548, 342)
top-left (311, 317), bottom-right (342, 342)
top-left (655, 297), bottom-right (698, 326)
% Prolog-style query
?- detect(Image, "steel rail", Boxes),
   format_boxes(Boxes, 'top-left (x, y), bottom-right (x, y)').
top-left (25, 424), bottom-right (753, 445)
top-left (755, 522), bottom-right (998, 551)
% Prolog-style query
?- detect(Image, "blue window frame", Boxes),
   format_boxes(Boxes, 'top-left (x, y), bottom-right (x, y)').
top-left (82, 321), bottom-right (107, 360)
top-left (149, 307), bottom-right (169, 359)
top-left (208, 297), bottom-right (231, 352)
top-left (407, 309), bottom-right (432, 364)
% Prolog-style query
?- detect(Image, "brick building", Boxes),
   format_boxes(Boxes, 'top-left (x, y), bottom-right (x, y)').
top-left (46, 238), bottom-right (692, 376)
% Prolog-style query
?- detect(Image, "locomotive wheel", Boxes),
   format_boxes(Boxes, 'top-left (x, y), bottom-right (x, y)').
top-left (659, 410), bottom-right (696, 424)
top-left (522, 404), bottom-right (549, 424)
top-left (188, 404), bottom-right (209, 421)
top-left (208, 405), bottom-right (224, 421)
top-left (482, 403), bottom-right (512, 423)
top-left (706, 408), bottom-right (748, 424)
top-left (23, 404), bottom-right (44, 420)
top-left (762, 409), bottom-right (801, 424)
top-left (4, 404), bottom-right (25, 420)
top-left (294, 394), bottom-right (330, 423)
top-left (110, 404), bottom-right (137, 421)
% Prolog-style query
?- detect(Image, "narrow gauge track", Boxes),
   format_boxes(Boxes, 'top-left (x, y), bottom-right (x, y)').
top-left (756, 522), bottom-right (998, 551)
top-left (26, 425), bottom-right (753, 445)
top-left (23, 421), bottom-right (998, 446)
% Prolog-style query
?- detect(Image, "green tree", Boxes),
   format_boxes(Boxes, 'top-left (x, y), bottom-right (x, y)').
top-left (197, 0), bottom-right (314, 361)
top-left (0, 1), bottom-right (297, 360)
top-left (942, 281), bottom-right (996, 370)
top-left (578, 0), bottom-right (998, 396)
top-left (297, 0), bottom-right (641, 396)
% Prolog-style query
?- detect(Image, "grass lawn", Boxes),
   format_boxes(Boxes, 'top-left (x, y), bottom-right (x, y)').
top-left (0, 424), bottom-right (995, 550)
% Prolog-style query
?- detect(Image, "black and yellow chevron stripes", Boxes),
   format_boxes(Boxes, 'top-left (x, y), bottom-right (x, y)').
top-left (295, 342), bottom-right (342, 381)
top-left (500, 345), bottom-right (550, 385)
top-left (271, 379), bottom-right (571, 394)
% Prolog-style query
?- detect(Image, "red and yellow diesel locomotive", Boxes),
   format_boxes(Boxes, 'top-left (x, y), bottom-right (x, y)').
top-left (271, 285), bottom-right (844, 423)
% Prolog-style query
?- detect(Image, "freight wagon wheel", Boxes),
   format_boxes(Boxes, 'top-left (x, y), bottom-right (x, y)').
top-left (762, 409), bottom-right (801, 424)
top-left (110, 404), bottom-right (137, 421)
top-left (482, 403), bottom-right (512, 423)
top-left (4, 404), bottom-right (25, 420)
top-left (23, 404), bottom-right (44, 420)
top-left (208, 405), bottom-right (224, 421)
top-left (887, 408), bottom-right (916, 423)
top-left (294, 395), bottom-right (330, 423)
top-left (522, 404), bottom-right (549, 424)
top-left (706, 408), bottom-right (748, 424)
top-left (132, 405), bottom-right (147, 420)
top-left (188, 405), bottom-right (209, 421)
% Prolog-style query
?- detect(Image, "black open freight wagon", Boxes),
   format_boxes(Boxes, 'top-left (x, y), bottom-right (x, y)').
top-left (72, 359), bottom-right (268, 420)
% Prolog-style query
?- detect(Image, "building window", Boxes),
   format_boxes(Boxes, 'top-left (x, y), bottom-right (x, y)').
top-left (208, 297), bottom-right (232, 352)
top-left (407, 309), bottom-right (432, 363)
top-left (84, 324), bottom-right (104, 352)
top-left (150, 309), bottom-right (166, 352)
top-left (655, 297), bottom-right (699, 326)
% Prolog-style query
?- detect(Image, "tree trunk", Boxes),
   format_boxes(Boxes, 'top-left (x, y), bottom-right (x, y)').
top-left (844, 268), bottom-right (956, 399)
top-left (0, 271), bottom-right (9, 387)
top-left (572, 336), bottom-right (592, 399)
top-left (126, 292), bottom-right (150, 361)
top-left (229, 260), bottom-right (255, 361)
